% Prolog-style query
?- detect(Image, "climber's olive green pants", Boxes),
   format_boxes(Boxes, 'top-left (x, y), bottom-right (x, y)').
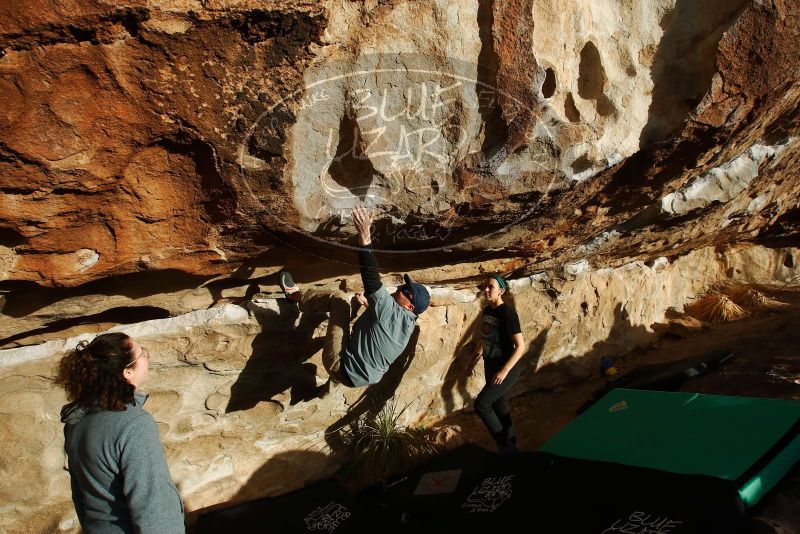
top-left (298, 289), bottom-right (353, 386)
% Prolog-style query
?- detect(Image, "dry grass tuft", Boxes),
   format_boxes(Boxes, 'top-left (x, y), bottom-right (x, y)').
top-left (781, 273), bottom-right (800, 289)
top-left (720, 283), bottom-right (789, 313)
top-left (685, 292), bottom-right (749, 323)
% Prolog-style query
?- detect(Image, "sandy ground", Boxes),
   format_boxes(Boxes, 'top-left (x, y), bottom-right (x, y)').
top-left (438, 288), bottom-right (800, 533)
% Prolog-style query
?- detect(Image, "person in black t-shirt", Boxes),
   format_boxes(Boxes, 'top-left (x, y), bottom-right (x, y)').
top-left (469, 274), bottom-right (526, 453)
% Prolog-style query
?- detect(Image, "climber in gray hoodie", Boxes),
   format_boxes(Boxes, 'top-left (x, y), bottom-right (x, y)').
top-left (279, 206), bottom-right (431, 394)
top-left (56, 333), bottom-right (185, 534)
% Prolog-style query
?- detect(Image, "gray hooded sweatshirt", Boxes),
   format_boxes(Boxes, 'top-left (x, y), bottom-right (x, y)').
top-left (60, 392), bottom-right (185, 534)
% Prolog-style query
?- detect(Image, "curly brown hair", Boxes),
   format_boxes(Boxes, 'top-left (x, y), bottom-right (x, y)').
top-left (55, 332), bottom-right (136, 411)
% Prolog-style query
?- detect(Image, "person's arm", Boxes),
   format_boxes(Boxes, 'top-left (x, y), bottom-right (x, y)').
top-left (120, 414), bottom-right (185, 534)
top-left (358, 246), bottom-right (382, 296)
top-left (68, 467), bottom-right (87, 526)
top-left (491, 332), bottom-right (525, 385)
top-left (353, 206), bottom-right (382, 296)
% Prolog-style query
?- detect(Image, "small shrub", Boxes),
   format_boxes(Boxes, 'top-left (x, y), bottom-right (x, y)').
top-left (342, 398), bottom-right (438, 488)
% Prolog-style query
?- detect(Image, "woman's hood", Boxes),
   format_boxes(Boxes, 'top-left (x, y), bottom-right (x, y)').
top-left (59, 402), bottom-right (87, 425)
top-left (60, 392), bottom-right (148, 425)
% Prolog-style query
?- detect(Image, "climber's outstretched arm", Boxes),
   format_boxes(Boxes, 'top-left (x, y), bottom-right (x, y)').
top-left (353, 206), bottom-right (382, 296)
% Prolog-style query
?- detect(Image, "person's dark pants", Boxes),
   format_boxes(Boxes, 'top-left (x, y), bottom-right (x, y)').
top-left (474, 358), bottom-right (521, 449)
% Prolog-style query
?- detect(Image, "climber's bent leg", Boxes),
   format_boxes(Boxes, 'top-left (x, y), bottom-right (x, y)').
top-left (299, 289), bottom-right (353, 386)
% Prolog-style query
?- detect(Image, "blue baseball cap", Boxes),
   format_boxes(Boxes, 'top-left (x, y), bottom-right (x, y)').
top-left (403, 274), bottom-right (430, 315)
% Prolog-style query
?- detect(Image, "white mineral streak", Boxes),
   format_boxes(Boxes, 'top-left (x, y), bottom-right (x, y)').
top-left (661, 139), bottom-right (793, 216)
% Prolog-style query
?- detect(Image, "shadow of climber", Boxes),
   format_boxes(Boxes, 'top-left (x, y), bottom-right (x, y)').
top-left (226, 299), bottom-right (327, 413)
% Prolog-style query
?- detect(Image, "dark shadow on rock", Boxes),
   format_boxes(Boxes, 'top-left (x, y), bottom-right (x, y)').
top-left (440, 312), bottom-right (481, 413)
top-left (327, 113), bottom-right (376, 201)
top-left (201, 249), bottom-right (361, 309)
top-left (0, 305), bottom-right (171, 347)
top-left (232, 449), bottom-right (335, 505)
top-left (597, 0), bottom-right (749, 222)
top-left (0, 269), bottom-right (212, 319)
top-left (516, 326), bottom-right (549, 380)
top-left (475, 0), bottom-right (508, 157)
top-left (639, 0), bottom-right (749, 147)
top-left (189, 448), bottom-right (337, 530)
top-left (598, 135), bottom-right (717, 220)
top-left (204, 266), bottom-right (257, 309)
top-left (322, 326), bottom-right (421, 453)
top-left (226, 299), bottom-right (327, 413)
top-left (525, 303), bottom-right (663, 392)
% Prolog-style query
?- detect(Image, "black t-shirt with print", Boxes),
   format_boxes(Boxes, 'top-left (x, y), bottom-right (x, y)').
top-left (481, 303), bottom-right (522, 364)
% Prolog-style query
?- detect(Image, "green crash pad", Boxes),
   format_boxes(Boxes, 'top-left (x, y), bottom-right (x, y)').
top-left (539, 388), bottom-right (800, 507)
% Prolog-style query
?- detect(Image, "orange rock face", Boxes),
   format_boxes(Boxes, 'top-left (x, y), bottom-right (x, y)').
top-left (0, 1), bottom-right (324, 286)
top-left (0, 0), bottom-right (798, 291)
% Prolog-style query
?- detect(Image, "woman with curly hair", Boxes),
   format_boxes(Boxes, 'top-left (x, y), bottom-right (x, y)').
top-left (469, 274), bottom-right (526, 454)
top-left (55, 332), bottom-right (184, 533)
